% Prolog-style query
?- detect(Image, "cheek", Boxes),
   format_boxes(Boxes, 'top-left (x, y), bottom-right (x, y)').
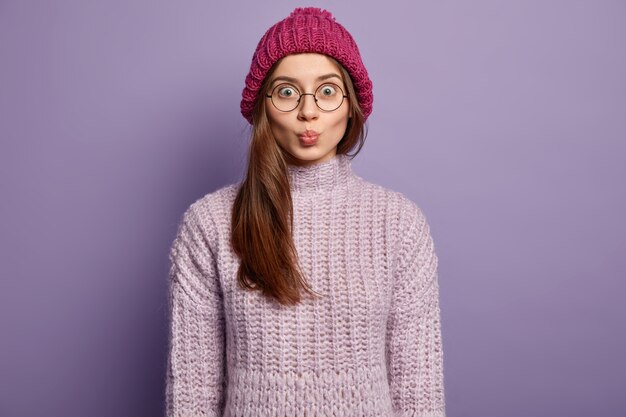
top-left (266, 110), bottom-right (286, 134)
top-left (331, 111), bottom-right (350, 131)
top-left (268, 116), bottom-right (289, 136)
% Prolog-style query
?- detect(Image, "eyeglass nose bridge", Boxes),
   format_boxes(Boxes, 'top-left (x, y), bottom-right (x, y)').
top-left (296, 92), bottom-right (318, 109)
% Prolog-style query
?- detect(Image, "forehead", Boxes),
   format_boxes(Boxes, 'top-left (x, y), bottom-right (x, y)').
top-left (270, 53), bottom-right (342, 81)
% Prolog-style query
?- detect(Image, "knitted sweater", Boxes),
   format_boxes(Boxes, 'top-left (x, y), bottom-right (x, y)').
top-left (165, 154), bottom-right (446, 417)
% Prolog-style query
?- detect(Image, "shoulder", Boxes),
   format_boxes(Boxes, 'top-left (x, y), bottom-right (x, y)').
top-left (351, 175), bottom-right (428, 226)
top-left (187, 183), bottom-right (239, 216)
top-left (176, 182), bottom-right (240, 238)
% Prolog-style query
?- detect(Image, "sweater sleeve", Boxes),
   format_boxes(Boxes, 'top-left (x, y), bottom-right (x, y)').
top-left (165, 203), bottom-right (226, 417)
top-left (386, 202), bottom-right (446, 417)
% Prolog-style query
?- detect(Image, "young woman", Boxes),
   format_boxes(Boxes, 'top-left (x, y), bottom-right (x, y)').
top-left (165, 7), bottom-right (446, 417)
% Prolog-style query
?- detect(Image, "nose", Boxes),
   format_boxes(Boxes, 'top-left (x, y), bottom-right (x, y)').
top-left (297, 93), bottom-right (319, 121)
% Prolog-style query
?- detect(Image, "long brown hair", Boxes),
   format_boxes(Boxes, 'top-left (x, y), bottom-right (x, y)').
top-left (231, 55), bottom-right (367, 306)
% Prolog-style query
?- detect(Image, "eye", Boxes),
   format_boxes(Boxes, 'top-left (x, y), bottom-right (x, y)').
top-left (318, 84), bottom-right (338, 97)
top-left (276, 85), bottom-right (298, 98)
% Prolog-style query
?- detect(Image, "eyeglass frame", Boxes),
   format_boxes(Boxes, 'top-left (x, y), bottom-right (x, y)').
top-left (265, 82), bottom-right (349, 113)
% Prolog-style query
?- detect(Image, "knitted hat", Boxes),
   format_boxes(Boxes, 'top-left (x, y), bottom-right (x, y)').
top-left (240, 7), bottom-right (373, 124)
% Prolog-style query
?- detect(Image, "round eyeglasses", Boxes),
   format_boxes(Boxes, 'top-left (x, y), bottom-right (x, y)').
top-left (266, 82), bottom-right (348, 112)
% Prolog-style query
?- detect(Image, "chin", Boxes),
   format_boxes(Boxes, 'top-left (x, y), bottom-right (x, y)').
top-left (287, 149), bottom-right (335, 166)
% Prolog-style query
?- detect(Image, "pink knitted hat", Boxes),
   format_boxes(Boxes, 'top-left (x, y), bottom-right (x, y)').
top-left (240, 7), bottom-right (373, 124)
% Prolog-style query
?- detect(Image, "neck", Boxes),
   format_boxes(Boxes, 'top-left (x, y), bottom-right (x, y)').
top-left (286, 154), bottom-right (353, 194)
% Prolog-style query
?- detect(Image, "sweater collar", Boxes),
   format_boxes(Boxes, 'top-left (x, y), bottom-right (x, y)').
top-left (287, 154), bottom-right (353, 194)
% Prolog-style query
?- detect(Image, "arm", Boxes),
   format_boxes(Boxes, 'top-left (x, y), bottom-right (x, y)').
top-left (165, 204), bottom-right (226, 417)
top-left (386, 202), bottom-right (446, 417)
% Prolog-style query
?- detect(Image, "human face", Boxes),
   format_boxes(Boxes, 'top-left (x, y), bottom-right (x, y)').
top-left (265, 53), bottom-right (351, 167)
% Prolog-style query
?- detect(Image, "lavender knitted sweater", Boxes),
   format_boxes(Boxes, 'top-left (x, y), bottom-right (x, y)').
top-left (165, 154), bottom-right (446, 417)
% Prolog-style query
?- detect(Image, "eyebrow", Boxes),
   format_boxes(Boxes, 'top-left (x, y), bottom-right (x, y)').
top-left (270, 73), bottom-right (342, 86)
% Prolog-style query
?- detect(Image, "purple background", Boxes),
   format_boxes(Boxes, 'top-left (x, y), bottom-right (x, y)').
top-left (1, 1), bottom-right (625, 416)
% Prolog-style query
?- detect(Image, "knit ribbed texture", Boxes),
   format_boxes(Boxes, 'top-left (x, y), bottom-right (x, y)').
top-left (165, 154), bottom-right (446, 417)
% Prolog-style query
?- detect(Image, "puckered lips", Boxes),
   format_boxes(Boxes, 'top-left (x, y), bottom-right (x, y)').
top-left (298, 129), bottom-right (319, 146)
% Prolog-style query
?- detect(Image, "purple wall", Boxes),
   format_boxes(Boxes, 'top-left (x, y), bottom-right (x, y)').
top-left (1, 1), bottom-right (625, 416)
